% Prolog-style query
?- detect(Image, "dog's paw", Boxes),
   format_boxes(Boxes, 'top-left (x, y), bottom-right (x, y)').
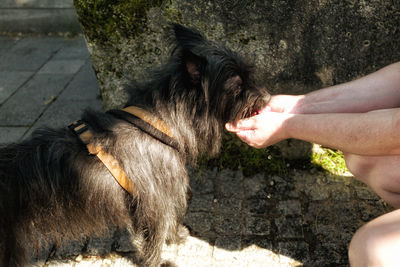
top-left (176, 224), bottom-right (190, 243)
top-left (166, 224), bottom-right (189, 245)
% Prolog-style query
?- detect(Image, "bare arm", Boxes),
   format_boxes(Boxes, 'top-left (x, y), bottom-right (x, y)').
top-left (226, 61), bottom-right (400, 155)
top-left (269, 62), bottom-right (400, 114)
top-left (226, 108), bottom-right (400, 156)
top-left (285, 109), bottom-right (400, 155)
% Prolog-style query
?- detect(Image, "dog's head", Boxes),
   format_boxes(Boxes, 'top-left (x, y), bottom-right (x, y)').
top-left (172, 24), bottom-right (270, 124)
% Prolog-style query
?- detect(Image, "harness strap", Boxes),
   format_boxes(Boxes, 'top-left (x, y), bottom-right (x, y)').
top-left (107, 107), bottom-right (180, 151)
top-left (69, 120), bottom-right (136, 195)
top-left (68, 106), bottom-right (178, 196)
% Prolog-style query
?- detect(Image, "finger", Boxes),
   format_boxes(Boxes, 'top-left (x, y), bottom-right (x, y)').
top-left (259, 105), bottom-right (271, 114)
top-left (234, 117), bottom-right (258, 130)
top-left (225, 121), bottom-right (253, 132)
top-left (235, 130), bottom-right (255, 145)
top-left (225, 122), bottom-right (238, 132)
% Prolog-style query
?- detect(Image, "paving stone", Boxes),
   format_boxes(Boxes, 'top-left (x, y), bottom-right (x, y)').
top-left (212, 197), bottom-right (242, 214)
top-left (355, 185), bottom-right (380, 200)
top-left (311, 242), bottom-right (348, 266)
top-left (213, 236), bottom-right (241, 261)
top-left (277, 255), bottom-right (304, 267)
top-left (176, 236), bottom-right (213, 257)
top-left (243, 198), bottom-right (275, 215)
top-left (188, 194), bottom-right (214, 212)
top-left (0, 71), bottom-right (33, 104)
top-left (213, 213), bottom-right (243, 235)
top-left (244, 216), bottom-right (271, 235)
top-left (0, 126), bottom-right (28, 143)
top-left (57, 60), bottom-right (101, 101)
top-left (277, 200), bottom-right (302, 216)
top-left (53, 38), bottom-right (91, 60)
top-left (215, 169), bottom-right (244, 198)
top-left (356, 200), bottom-right (391, 222)
top-left (303, 185), bottom-right (330, 201)
top-left (188, 167), bottom-right (216, 194)
top-left (161, 243), bottom-right (178, 264)
top-left (0, 0), bottom-right (74, 9)
top-left (239, 244), bottom-right (278, 264)
top-left (73, 257), bottom-right (105, 267)
top-left (38, 59), bottom-right (86, 74)
top-left (0, 37), bottom-right (65, 71)
top-left (184, 212), bottom-right (213, 234)
top-left (275, 217), bottom-right (304, 239)
top-left (277, 241), bottom-right (309, 262)
top-left (27, 98), bottom-right (102, 136)
top-left (330, 184), bottom-right (351, 202)
top-left (110, 256), bottom-right (137, 266)
top-left (241, 236), bottom-right (273, 250)
top-left (174, 256), bottom-right (219, 267)
top-left (243, 173), bottom-right (267, 198)
top-left (47, 260), bottom-right (77, 267)
top-left (0, 73), bottom-right (73, 126)
top-left (0, 36), bottom-right (17, 54)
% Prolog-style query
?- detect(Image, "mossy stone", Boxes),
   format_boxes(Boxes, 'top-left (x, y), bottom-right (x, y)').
top-left (73, 1), bottom-right (400, 170)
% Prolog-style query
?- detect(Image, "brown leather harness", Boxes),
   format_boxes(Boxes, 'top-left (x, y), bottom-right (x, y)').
top-left (69, 106), bottom-right (178, 196)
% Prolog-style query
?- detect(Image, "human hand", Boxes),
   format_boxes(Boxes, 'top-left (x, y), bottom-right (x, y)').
top-left (266, 94), bottom-right (304, 113)
top-left (225, 110), bottom-right (293, 148)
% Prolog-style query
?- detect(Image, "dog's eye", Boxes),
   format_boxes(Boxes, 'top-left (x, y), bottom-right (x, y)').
top-left (234, 85), bottom-right (242, 97)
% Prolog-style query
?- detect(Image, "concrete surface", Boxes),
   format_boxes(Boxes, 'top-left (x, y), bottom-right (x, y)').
top-left (0, 34), bottom-right (392, 267)
top-left (0, 0), bottom-right (80, 33)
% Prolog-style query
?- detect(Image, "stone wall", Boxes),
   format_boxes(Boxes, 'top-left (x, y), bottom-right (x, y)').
top-left (74, 1), bottom-right (400, 160)
top-left (0, 0), bottom-right (81, 33)
top-left (74, 0), bottom-right (400, 110)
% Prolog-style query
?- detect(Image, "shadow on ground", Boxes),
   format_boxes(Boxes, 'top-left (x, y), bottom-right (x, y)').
top-left (39, 166), bottom-right (390, 266)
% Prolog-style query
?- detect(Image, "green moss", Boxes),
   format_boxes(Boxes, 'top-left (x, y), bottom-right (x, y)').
top-left (162, 2), bottom-right (183, 22)
top-left (199, 133), bottom-right (288, 176)
top-left (74, 0), bottom-right (166, 43)
top-left (199, 134), bottom-right (352, 177)
top-left (311, 144), bottom-right (350, 176)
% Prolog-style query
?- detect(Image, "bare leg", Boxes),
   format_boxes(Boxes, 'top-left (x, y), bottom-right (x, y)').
top-left (348, 209), bottom-right (400, 267)
top-left (344, 153), bottom-right (400, 208)
top-left (344, 153), bottom-right (400, 266)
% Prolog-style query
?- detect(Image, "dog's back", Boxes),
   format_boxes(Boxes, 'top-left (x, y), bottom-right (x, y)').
top-left (0, 24), bottom-right (270, 267)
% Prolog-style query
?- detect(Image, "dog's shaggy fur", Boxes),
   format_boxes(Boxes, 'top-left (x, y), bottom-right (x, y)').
top-left (0, 24), bottom-right (270, 266)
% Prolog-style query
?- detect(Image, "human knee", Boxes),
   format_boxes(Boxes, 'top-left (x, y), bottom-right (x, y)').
top-left (349, 221), bottom-right (400, 267)
top-left (343, 153), bottom-right (374, 180)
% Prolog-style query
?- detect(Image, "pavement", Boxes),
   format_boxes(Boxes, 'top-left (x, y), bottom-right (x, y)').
top-left (0, 34), bottom-right (392, 267)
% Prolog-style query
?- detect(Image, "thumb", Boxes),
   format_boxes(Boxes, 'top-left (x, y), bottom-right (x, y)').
top-left (225, 117), bottom-right (258, 132)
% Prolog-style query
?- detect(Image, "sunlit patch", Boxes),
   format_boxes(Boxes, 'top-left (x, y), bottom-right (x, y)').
top-left (162, 236), bottom-right (303, 266)
top-left (312, 144), bottom-right (352, 177)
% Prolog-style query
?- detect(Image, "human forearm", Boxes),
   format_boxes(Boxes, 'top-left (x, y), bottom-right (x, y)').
top-left (291, 62), bottom-right (400, 114)
top-left (285, 108), bottom-right (400, 156)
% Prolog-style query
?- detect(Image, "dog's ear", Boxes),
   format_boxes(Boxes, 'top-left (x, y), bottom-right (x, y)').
top-left (172, 24), bottom-right (207, 83)
top-left (172, 23), bottom-right (205, 53)
top-left (183, 50), bottom-right (204, 84)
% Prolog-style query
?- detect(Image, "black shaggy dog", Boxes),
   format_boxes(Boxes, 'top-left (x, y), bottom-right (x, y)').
top-left (0, 24), bottom-right (270, 266)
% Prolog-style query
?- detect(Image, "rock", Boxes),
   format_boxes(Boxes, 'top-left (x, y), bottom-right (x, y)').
top-left (74, 0), bottom-right (400, 110)
top-left (73, 1), bottom-right (400, 159)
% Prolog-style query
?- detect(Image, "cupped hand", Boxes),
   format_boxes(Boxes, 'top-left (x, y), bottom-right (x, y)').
top-left (266, 94), bottom-right (304, 113)
top-left (225, 111), bottom-right (293, 148)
